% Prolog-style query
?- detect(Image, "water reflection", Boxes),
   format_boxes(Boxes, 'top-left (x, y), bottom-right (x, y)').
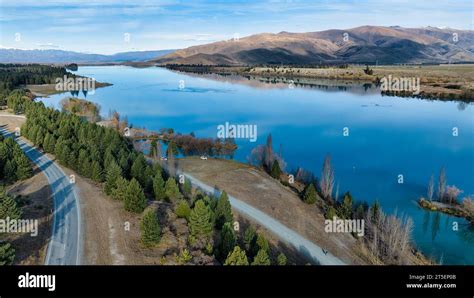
top-left (431, 212), bottom-right (441, 241)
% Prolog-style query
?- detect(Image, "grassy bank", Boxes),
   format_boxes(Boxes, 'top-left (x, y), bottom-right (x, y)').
top-left (163, 64), bottom-right (474, 101)
top-left (419, 198), bottom-right (474, 224)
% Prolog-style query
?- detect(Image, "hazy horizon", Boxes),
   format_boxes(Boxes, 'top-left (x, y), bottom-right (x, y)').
top-left (1, 0), bottom-right (473, 55)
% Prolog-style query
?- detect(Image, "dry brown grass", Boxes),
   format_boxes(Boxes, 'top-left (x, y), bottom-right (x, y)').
top-left (177, 156), bottom-right (366, 264)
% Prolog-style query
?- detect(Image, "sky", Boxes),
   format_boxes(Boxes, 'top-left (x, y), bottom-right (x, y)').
top-left (0, 0), bottom-right (473, 54)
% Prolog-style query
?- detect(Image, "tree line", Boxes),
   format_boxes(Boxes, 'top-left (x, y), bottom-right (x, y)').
top-left (2, 64), bottom-right (288, 265)
top-left (0, 64), bottom-right (74, 104)
top-left (0, 134), bottom-right (32, 265)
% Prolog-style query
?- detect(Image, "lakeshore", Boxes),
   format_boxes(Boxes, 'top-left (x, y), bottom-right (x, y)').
top-left (40, 65), bottom-right (474, 264)
top-left (160, 64), bottom-right (474, 101)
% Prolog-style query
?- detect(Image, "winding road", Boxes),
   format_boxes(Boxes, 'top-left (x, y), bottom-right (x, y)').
top-left (0, 120), bottom-right (82, 265)
top-left (172, 166), bottom-right (346, 265)
top-left (1, 112), bottom-right (343, 265)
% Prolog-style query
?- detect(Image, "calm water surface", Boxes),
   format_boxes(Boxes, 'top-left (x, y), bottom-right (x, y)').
top-left (43, 66), bottom-right (474, 264)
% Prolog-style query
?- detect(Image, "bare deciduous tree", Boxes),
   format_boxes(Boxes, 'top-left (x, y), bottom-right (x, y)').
top-left (247, 134), bottom-right (286, 172)
top-left (437, 167), bottom-right (446, 201)
top-left (319, 155), bottom-right (334, 202)
top-left (462, 196), bottom-right (474, 220)
top-left (364, 206), bottom-right (414, 264)
top-left (427, 174), bottom-right (434, 201)
top-left (445, 185), bottom-right (462, 204)
top-left (294, 167), bottom-right (315, 184)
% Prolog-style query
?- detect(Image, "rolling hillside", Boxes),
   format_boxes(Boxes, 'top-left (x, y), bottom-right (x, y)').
top-left (153, 26), bottom-right (474, 65)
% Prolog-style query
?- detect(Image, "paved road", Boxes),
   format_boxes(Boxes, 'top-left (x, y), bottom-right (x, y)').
top-left (170, 165), bottom-right (346, 265)
top-left (0, 123), bottom-right (82, 265)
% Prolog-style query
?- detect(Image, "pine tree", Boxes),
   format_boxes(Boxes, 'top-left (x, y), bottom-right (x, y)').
top-left (143, 166), bottom-right (154, 193)
top-left (270, 159), bottom-right (282, 179)
top-left (325, 206), bottom-right (337, 220)
top-left (0, 188), bottom-right (21, 220)
top-left (175, 199), bottom-right (191, 220)
top-left (354, 204), bottom-right (366, 220)
top-left (277, 253), bottom-right (287, 265)
top-left (189, 200), bottom-right (213, 240)
top-left (255, 234), bottom-right (269, 254)
top-left (90, 160), bottom-right (103, 182)
top-left (140, 208), bottom-right (161, 247)
top-left (152, 173), bottom-right (166, 201)
top-left (164, 177), bottom-right (182, 202)
top-left (182, 178), bottom-right (192, 196)
top-left (35, 128), bottom-right (44, 147)
top-left (0, 242), bottom-right (15, 265)
top-left (104, 160), bottom-right (122, 195)
top-left (15, 153), bottom-right (32, 180)
top-left (218, 222), bottom-right (236, 261)
top-left (124, 178), bottom-right (147, 213)
top-left (303, 183), bottom-right (318, 204)
top-left (224, 246), bottom-right (249, 265)
top-left (339, 192), bottom-right (353, 219)
top-left (243, 225), bottom-right (257, 252)
top-left (215, 191), bottom-right (232, 229)
top-left (112, 177), bottom-right (129, 201)
top-left (3, 159), bottom-right (16, 183)
top-left (130, 154), bottom-right (147, 186)
top-left (370, 200), bottom-right (381, 224)
top-left (43, 133), bottom-right (56, 153)
top-left (251, 249), bottom-right (271, 265)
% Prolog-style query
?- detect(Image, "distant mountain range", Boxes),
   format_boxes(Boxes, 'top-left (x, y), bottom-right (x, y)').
top-left (0, 49), bottom-right (175, 64)
top-left (153, 26), bottom-right (474, 65)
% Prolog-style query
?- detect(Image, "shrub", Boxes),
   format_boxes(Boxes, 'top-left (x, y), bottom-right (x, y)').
top-left (303, 184), bottom-right (318, 204)
top-left (224, 246), bottom-right (249, 265)
top-left (251, 249), bottom-right (271, 265)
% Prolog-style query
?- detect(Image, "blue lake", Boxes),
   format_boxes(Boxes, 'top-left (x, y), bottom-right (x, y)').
top-left (42, 66), bottom-right (474, 264)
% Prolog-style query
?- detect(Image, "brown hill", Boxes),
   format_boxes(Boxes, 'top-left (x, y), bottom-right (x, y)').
top-left (153, 26), bottom-right (474, 65)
